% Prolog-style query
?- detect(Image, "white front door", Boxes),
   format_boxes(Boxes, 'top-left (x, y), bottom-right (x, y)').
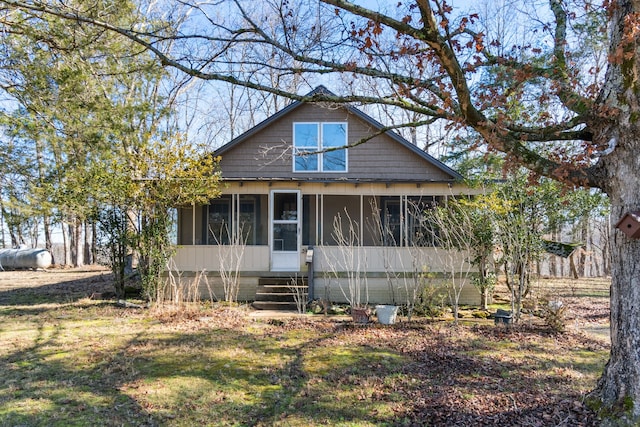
top-left (270, 190), bottom-right (301, 271)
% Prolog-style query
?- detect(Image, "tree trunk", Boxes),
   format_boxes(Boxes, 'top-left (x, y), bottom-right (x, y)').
top-left (43, 215), bottom-right (55, 265)
top-left (62, 221), bottom-right (69, 266)
top-left (590, 230), bottom-right (600, 277)
top-left (590, 199), bottom-right (640, 422)
top-left (91, 219), bottom-right (98, 265)
top-left (68, 222), bottom-right (77, 267)
top-left (603, 216), bottom-right (611, 277)
top-left (0, 198), bottom-right (5, 248)
top-left (84, 220), bottom-right (91, 265)
top-left (569, 254), bottom-right (579, 280)
top-left (578, 219), bottom-right (588, 277)
top-left (590, 1), bottom-right (640, 418)
top-left (74, 220), bottom-right (83, 267)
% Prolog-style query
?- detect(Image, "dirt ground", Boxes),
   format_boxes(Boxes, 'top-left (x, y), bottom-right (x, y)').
top-left (0, 266), bottom-right (115, 305)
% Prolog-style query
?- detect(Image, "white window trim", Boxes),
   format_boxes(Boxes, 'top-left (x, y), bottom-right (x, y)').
top-left (292, 122), bottom-right (348, 173)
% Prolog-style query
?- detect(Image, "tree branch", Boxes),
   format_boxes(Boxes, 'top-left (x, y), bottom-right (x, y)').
top-left (0, 0), bottom-right (601, 188)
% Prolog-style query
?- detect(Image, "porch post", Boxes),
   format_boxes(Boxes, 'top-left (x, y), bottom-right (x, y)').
top-left (191, 202), bottom-right (196, 245)
top-left (400, 194), bottom-right (405, 247)
top-left (360, 194), bottom-right (364, 245)
top-left (402, 195), bottom-right (407, 247)
top-left (319, 194), bottom-right (324, 245)
top-left (315, 194), bottom-right (320, 246)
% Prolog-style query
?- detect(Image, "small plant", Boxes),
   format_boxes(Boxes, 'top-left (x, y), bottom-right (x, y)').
top-left (154, 261), bottom-right (212, 316)
top-left (414, 275), bottom-right (447, 319)
top-left (542, 298), bottom-right (567, 333)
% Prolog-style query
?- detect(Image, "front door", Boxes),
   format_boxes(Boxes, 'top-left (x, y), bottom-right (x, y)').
top-left (270, 190), bottom-right (301, 271)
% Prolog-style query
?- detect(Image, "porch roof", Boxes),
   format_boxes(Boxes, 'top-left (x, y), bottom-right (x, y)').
top-left (221, 177), bottom-right (457, 184)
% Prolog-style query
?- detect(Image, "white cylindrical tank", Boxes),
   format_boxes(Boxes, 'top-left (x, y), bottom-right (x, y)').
top-left (0, 247), bottom-right (53, 270)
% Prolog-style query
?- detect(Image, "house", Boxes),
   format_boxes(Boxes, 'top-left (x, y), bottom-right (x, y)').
top-left (172, 86), bottom-right (480, 308)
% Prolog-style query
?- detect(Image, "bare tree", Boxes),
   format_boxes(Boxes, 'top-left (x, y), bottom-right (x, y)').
top-left (423, 202), bottom-right (476, 324)
top-left (210, 223), bottom-right (248, 304)
top-left (367, 198), bottom-right (437, 321)
top-left (327, 209), bottom-right (368, 309)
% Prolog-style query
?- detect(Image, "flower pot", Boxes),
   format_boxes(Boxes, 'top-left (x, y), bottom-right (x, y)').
top-left (351, 307), bottom-right (370, 324)
top-left (376, 305), bottom-right (399, 325)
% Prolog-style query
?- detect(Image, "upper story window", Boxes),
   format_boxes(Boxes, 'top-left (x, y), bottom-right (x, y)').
top-left (293, 122), bottom-right (347, 172)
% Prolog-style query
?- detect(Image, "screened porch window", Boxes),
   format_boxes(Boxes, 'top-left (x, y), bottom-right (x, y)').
top-left (379, 196), bottom-right (441, 247)
top-left (293, 122), bottom-right (347, 172)
top-left (407, 196), bottom-right (441, 247)
top-left (205, 195), bottom-right (265, 245)
top-left (207, 198), bottom-right (231, 245)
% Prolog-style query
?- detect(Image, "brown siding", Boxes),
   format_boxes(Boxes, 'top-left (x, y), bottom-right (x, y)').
top-left (218, 103), bottom-right (452, 181)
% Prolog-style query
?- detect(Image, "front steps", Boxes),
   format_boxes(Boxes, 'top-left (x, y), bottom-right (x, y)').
top-left (252, 277), bottom-right (308, 311)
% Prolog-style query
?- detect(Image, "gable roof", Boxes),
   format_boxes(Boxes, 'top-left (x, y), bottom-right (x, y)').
top-left (214, 86), bottom-right (463, 181)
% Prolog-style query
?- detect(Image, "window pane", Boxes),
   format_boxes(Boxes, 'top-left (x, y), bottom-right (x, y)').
top-left (294, 151), bottom-right (318, 171)
top-left (273, 192), bottom-right (298, 221)
top-left (323, 149), bottom-right (346, 171)
top-left (322, 123), bottom-right (346, 171)
top-left (273, 224), bottom-right (298, 251)
top-left (294, 123), bottom-right (319, 171)
top-left (322, 123), bottom-right (346, 147)
top-left (294, 123), bottom-right (318, 148)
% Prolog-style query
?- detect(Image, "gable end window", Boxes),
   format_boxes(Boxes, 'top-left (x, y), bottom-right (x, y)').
top-left (293, 122), bottom-right (347, 172)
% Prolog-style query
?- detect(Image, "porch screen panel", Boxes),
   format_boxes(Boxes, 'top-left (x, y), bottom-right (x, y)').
top-left (302, 195), bottom-right (317, 246)
top-left (207, 197), bottom-right (231, 244)
top-left (177, 206), bottom-right (193, 245)
top-left (382, 197), bottom-right (401, 246)
top-left (322, 195), bottom-right (361, 246)
top-left (362, 196), bottom-right (379, 246)
top-left (239, 196), bottom-right (257, 245)
top-left (407, 196), bottom-right (441, 247)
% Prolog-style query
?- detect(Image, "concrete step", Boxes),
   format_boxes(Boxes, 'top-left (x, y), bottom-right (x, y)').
top-left (258, 277), bottom-right (308, 286)
top-left (255, 292), bottom-right (308, 302)
top-left (252, 301), bottom-right (299, 311)
top-left (253, 277), bottom-right (309, 310)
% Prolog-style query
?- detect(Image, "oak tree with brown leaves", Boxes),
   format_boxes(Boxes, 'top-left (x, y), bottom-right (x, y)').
top-left (1, 0), bottom-right (639, 421)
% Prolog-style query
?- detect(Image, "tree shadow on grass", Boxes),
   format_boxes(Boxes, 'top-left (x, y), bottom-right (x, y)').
top-left (0, 271), bottom-right (115, 307)
top-left (0, 317), bottom-right (156, 427)
top-left (0, 299), bottom-right (605, 426)
top-left (112, 319), bottom-right (603, 426)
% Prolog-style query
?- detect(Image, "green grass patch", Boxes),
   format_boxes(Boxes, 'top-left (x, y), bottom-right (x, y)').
top-left (0, 272), bottom-right (610, 426)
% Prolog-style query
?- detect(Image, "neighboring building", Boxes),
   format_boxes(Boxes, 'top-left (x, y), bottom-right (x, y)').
top-left (172, 86), bottom-right (480, 308)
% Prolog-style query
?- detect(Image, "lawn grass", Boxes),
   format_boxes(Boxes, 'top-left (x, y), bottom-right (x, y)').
top-left (0, 272), bottom-right (610, 426)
